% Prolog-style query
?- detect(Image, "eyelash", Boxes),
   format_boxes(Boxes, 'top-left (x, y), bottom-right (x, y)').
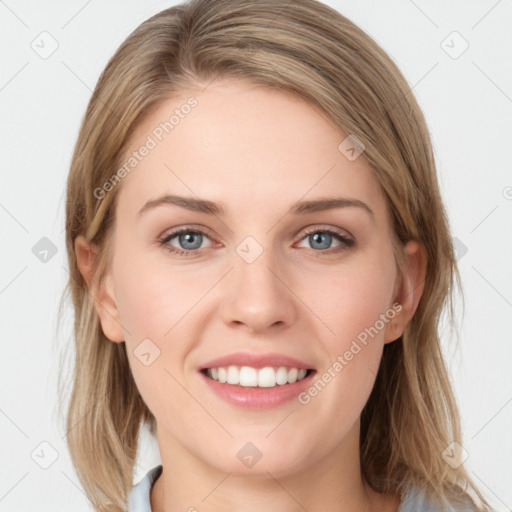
top-left (158, 226), bottom-right (354, 258)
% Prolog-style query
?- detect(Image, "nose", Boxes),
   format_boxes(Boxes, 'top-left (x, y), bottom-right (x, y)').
top-left (219, 244), bottom-right (297, 334)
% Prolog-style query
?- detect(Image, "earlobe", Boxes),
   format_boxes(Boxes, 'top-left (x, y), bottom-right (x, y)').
top-left (384, 240), bottom-right (427, 344)
top-left (74, 235), bottom-right (125, 343)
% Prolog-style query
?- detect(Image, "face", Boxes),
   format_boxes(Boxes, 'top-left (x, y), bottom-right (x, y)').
top-left (82, 78), bottom-right (421, 478)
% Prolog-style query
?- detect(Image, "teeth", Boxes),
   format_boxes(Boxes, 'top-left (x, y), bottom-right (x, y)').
top-left (205, 366), bottom-right (308, 387)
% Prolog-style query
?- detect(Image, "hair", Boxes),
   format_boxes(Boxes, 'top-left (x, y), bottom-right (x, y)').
top-left (58, 0), bottom-right (491, 510)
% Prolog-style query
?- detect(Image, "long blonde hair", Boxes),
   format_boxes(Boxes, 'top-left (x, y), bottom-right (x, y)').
top-left (58, 0), bottom-right (490, 510)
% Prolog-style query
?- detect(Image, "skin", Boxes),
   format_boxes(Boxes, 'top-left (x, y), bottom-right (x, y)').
top-left (76, 78), bottom-right (426, 512)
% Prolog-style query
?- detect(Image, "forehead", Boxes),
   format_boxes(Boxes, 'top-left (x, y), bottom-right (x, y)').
top-left (115, 79), bottom-right (388, 223)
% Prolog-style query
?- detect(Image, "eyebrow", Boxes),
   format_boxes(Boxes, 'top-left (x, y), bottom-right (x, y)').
top-left (137, 194), bottom-right (374, 220)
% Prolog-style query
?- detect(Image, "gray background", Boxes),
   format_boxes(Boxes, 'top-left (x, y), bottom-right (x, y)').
top-left (1, 0), bottom-right (511, 510)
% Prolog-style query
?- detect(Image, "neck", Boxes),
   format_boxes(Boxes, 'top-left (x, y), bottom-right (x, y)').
top-left (150, 423), bottom-right (400, 512)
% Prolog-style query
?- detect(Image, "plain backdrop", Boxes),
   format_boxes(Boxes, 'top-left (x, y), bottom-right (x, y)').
top-left (1, 1), bottom-right (511, 510)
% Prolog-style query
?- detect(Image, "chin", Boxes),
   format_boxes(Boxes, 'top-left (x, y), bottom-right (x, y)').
top-left (200, 441), bottom-right (311, 479)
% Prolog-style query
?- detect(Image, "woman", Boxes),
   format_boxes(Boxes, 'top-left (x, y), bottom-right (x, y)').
top-left (62, 0), bottom-right (491, 510)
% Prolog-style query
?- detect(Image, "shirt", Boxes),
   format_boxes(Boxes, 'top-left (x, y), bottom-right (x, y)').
top-left (127, 464), bottom-right (478, 511)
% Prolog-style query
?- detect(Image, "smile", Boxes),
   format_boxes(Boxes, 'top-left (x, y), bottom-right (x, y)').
top-left (202, 365), bottom-right (312, 388)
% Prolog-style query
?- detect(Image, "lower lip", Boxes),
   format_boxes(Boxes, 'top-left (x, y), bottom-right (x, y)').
top-left (198, 370), bottom-right (315, 410)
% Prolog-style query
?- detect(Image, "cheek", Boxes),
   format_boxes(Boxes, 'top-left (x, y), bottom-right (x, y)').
top-left (311, 259), bottom-right (395, 348)
top-left (302, 254), bottom-right (395, 406)
top-left (112, 265), bottom-right (201, 423)
top-left (113, 246), bottom-right (210, 342)
top-left (110, 247), bottom-right (203, 394)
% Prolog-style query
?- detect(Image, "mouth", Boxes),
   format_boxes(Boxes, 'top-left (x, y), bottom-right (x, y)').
top-left (200, 366), bottom-right (316, 388)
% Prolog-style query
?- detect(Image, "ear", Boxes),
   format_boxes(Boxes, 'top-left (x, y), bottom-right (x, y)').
top-left (384, 240), bottom-right (427, 344)
top-left (74, 235), bottom-right (125, 343)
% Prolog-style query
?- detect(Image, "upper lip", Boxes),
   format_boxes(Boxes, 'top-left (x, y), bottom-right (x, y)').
top-left (199, 352), bottom-right (315, 370)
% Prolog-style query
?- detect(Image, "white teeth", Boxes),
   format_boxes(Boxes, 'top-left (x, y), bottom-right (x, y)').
top-left (239, 366), bottom-right (258, 386)
top-left (205, 365), bottom-right (309, 387)
top-left (227, 365), bottom-right (239, 384)
top-left (218, 367), bottom-right (227, 383)
top-left (275, 367), bottom-right (289, 385)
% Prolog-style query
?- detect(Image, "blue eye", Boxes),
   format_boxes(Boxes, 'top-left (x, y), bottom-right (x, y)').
top-left (159, 228), bottom-right (211, 257)
top-left (298, 227), bottom-right (354, 252)
top-left (158, 226), bottom-right (354, 257)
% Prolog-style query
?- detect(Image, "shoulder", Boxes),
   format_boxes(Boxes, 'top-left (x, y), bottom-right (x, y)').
top-left (127, 465), bottom-right (163, 512)
top-left (398, 485), bottom-right (482, 512)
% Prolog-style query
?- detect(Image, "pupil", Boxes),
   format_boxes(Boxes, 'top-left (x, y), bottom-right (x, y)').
top-left (181, 232), bottom-right (201, 249)
top-left (311, 232), bottom-right (331, 250)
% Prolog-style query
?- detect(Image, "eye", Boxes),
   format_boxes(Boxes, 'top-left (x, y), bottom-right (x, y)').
top-left (296, 226), bottom-right (354, 253)
top-left (158, 227), bottom-right (213, 257)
